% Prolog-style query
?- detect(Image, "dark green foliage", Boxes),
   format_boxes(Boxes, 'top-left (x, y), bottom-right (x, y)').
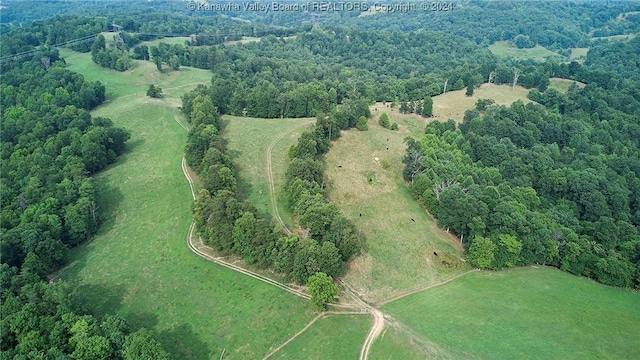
top-left (422, 97), bottom-right (433, 117)
top-left (403, 62), bottom-right (640, 287)
top-left (391, 123), bottom-right (399, 131)
top-left (378, 113), bottom-right (390, 128)
top-left (146, 84), bottom-right (162, 98)
top-left (356, 116), bottom-right (368, 131)
top-left (466, 83), bottom-right (474, 97)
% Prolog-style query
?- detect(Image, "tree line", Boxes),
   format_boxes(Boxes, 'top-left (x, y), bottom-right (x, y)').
top-left (403, 60), bottom-right (640, 288)
top-left (183, 87), bottom-right (367, 285)
top-left (0, 40), bottom-right (170, 356)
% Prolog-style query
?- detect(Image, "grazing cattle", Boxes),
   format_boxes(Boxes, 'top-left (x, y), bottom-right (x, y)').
top-left (338, 165), bottom-right (342, 168)
top-left (411, 218), bottom-right (415, 222)
top-left (433, 251), bottom-right (438, 256)
top-left (387, 138), bottom-right (389, 141)
top-left (359, 213), bottom-right (362, 217)
top-left (386, 147), bottom-right (389, 150)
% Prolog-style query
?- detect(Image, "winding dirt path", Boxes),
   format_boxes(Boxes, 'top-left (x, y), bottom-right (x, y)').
top-left (339, 281), bottom-right (385, 360)
top-left (265, 121), bottom-right (313, 235)
top-left (377, 269), bottom-right (479, 307)
top-left (262, 310), bottom-right (367, 360)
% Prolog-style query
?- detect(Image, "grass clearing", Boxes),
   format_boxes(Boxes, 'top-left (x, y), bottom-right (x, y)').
top-left (326, 111), bottom-right (468, 303)
top-left (224, 116), bottom-right (315, 229)
top-left (488, 41), bottom-right (562, 61)
top-left (431, 83), bottom-right (533, 123)
top-left (57, 50), bottom-right (314, 359)
top-left (273, 314), bottom-right (371, 359)
top-left (569, 47), bottom-right (589, 62)
top-left (141, 36), bottom-right (192, 47)
top-left (383, 267), bottom-right (640, 359)
top-left (549, 77), bottom-right (586, 93)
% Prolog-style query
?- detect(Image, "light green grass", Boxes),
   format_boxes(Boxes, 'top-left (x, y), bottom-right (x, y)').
top-left (59, 48), bottom-right (210, 100)
top-left (489, 41), bottom-right (562, 62)
top-left (370, 322), bottom-right (462, 360)
top-left (56, 50), bottom-right (314, 359)
top-left (383, 267), bottom-right (640, 360)
top-left (431, 83), bottom-right (533, 123)
top-left (141, 36), bottom-right (192, 48)
top-left (274, 314), bottom-right (371, 359)
top-left (569, 47), bottom-right (589, 61)
top-left (224, 115), bottom-right (315, 229)
top-left (224, 36), bottom-right (261, 45)
top-left (326, 113), bottom-right (468, 303)
top-left (549, 78), bottom-right (586, 93)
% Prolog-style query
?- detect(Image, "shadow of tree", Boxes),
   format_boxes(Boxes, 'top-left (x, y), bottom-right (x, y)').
top-left (159, 323), bottom-right (213, 360)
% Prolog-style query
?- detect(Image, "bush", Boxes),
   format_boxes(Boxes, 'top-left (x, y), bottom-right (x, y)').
top-left (356, 116), bottom-right (368, 131)
top-left (391, 122), bottom-right (399, 130)
top-left (146, 84), bottom-right (163, 98)
top-left (378, 113), bottom-right (390, 128)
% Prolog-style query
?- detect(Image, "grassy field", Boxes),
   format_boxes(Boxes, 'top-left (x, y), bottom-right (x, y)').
top-left (273, 314), bottom-right (371, 359)
top-left (224, 116), bottom-right (315, 230)
top-left (549, 77), bottom-right (586, 93)
top-left (326, 109), bottom-right (468, 303)
top-left (370, 321), bottom-right (466, 360)
top-left (488, 41), bottom-right (562, 61)
top-left (56, 50), bottom-right (315, 359)
top-left (141, 36), bottom-right (192, 47)
top-left (60, 48), bottom-right (209, 100)
top-left (383, 267), bottom-right (640, 359)
top-left (569, 47), bottom-right (589, 62)
top-left (430, 83), bottom-right (532, 123)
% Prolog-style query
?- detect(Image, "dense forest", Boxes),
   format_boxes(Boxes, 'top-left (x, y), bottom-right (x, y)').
top-left (2, 5), bottom-right (640, 358)
top-left (403, 54), bottom-right (640, 287)
top-left (182, 87), bottom-right (367, 284)
top-left (0, 37), bottom-right (169, 359)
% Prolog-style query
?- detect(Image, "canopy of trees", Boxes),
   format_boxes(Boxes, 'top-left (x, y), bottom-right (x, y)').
top-left (403, 59), bottom-right (640, 288)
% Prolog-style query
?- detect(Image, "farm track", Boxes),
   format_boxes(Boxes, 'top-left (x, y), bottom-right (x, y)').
top-left (175, 113), bottom-right (312, 300)
top-left (265, 121), bottom-right (313, 235)
top-left (174, 111), bottom-right (468, 359)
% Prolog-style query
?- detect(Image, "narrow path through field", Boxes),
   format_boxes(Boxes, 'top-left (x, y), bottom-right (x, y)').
top-left (339, 281), bottom-right (385, 360)
top-left (265, 121), bottom-right (313, 235)
top-left (174, 113), bottom-right (314, 299)
top-left (262, 310), bottom-right (367, 360)
top-left (377, 269), bottom-right (479, 307)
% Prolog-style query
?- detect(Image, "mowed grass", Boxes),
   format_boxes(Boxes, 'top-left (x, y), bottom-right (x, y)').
top-left (326, 112), bottom-right (468, 303)
top-left (489, 41), bottom-right (563, 61)
top-left (383, 267), bottom-right (640, 359)
top-left (549, 77), bottom-right (586, 93)
top-left (57, 50), bottom-right (314, 359)
top-left (224, 116), bottom-right (315, 229)
top-left (432, 83), bottom-right (533, 123)
top-left (273, 314), bottom-right (371, 359)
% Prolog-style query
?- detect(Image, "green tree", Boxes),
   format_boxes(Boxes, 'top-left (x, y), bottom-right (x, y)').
top-left (123, 329), bottom-right (170, 360)
top-left (467, 236), bottom-right (496, 269)
top-left (169, 55), bottom-right (180, 71)
top-left (391, 122), bottom-right (398, 130)
top-left (307, 272), bottom-right (339, 311)
top-left (378, 113), bottom-right (390, 128)
top-left (466, 82), bottom-right (474, 97)
top-left (146, 84), bottom-right (162, 98)
top-left (356, 116), bottom-right (368, 131)
top-left (422, 96), bottom-right (433, 117)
